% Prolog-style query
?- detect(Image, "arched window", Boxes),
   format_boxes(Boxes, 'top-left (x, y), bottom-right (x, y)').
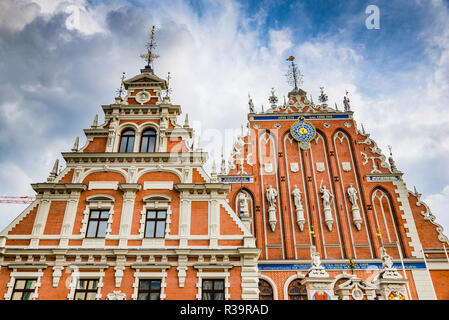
top-left (258, 279), bottom-right (273, 300)
top-left (140, 129), bottom-right (157, 153)
top-left (119, 129), bottom-right (135, 153)
top-left (288, 279), bottom-right (307, 300)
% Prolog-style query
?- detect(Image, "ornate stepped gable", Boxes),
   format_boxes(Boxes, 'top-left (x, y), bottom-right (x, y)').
top-left (1, 45), bottom-right (449, 300)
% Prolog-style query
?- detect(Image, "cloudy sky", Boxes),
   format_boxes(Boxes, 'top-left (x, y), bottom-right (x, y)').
top-left (0, 0), bottom-right (448, 237)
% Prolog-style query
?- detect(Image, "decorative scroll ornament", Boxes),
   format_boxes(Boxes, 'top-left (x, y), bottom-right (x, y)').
top-left (290, 117), bottom-right (317, 150)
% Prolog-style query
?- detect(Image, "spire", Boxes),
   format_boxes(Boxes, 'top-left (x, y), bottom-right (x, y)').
top-left (139, 25), bottom-right (160, 72)
top-left (91, 114), bottom-right (98, 128)
top-left (183, 113), bottom-right (189, 128)
top-left (211, 160), bottom-right (218, 183)
top-left (71, 136), bottom-right (79, 152)
top-left (286, 56), bottom-right (303, 90)
top-left (47, 159), bottom-right (59, 182)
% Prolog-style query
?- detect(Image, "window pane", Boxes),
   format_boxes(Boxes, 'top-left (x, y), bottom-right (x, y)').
top-left (139, 280), bottom-right (150, 291)
top-left (100, 210), bottom-right (109, 219)
top-left (145, 221), bottom-right (155, 237)
top-left (78, 280), bottom-right (87, 289)
top-left (214, 280), bottom-right (224, 290)
top-left (155, 221), bottom-right (165, 238)
top-left (25, 280), bottom-right (36, 290)
top-left (75, 292), bottom-right (85, 300)
top-left (202, 292), bottom-right (212, 300)
top-left (203, 280), bottom-right (212, 290)
top-left (85, 292), bottom-right (97, 300)
top-left (138, 293), bottom-right (149, 300)
top-left (22, 291), bottom-right (32, 300)
top-left (157, 210), bottom-right (166, 218)
top-left (11, 292), bottom-right (22, 300)
top-left (90, 210), bottom-right (100, 219)
top-left (88, 280), bottom-right (98, 290)
top-left (15, 280), bottom-right (26, 290)
top-left (151, 280), bottom-right (161, 290)
top-left (126, 136), bottom-right (134, 152)
top-left (140, 136), bottom-right (149, 152)
top-left (148, 136), bottom-right (156, 152)
top-left (97, 221), bottom-right (107, 237)
top-left (214, 293), bottom-right (224, 300)
top-left (147, 210), bottom-right (156, 219)
top-left (150, 292), bottom-right (160, 300)
top-left (119, 138), bottom-right (127, 153)
top-left (86, 221), bottom-right (98, 237)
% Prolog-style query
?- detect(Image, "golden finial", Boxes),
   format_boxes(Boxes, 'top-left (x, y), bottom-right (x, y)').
top-left (140, 25), bottom-right (160, 70)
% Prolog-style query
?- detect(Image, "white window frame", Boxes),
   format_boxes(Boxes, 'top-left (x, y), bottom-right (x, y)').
top-left (81, 195), bottom-right (115, 242)
top-left (66, 266), bottom-right (107, 300)
top-left (131, 265), bottom-right (169, 300)
top-left (4, 267), bottom-right (46, 300)
top-left (139, 195), bottom-right (172, 247)
top-left (195, 266), bottom-right (232, 300)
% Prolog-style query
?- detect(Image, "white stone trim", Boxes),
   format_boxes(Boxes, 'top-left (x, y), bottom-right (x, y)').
top-left (80, 200), bottom-right (114, 237)
top-left (139, 201), bottom-right (172, 240)
top-left (88, 181), bottom-right (119, 190)
top-left (131, 267), bottom-right (168, 300)
top-left (195, 268), bottom-right (231, 300)
top-left (66, 267), bottom-right (106, 300)
top-left (4, 269), bottom-right (45, 300)
top-left (143, 181), bottom-right (173, 190)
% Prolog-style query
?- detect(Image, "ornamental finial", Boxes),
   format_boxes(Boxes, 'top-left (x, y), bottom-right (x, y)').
top-left (285, 56), bottom-right (303, 90)
top-left (115, 72), bottom-right (126, 100)
top-left (139, 25), bottom-right (160, 71)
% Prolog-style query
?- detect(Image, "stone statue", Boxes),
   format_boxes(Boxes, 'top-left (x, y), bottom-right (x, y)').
top-left (343, 93), bottom-right (350, 111)
top-left (347, 183), bottom-right (358, 208)
top-left (248, 95), bottom-right (255, 113)
top-left (380, 247), bottom-right (394, 269)
top-left (320, 185), bottom-right (333, 208)
top-left (292, 185), bottom-right (302, 209)
top-left (266, 185), bottom-right (278, 208)
top-left (238, 192), bottom-right (249, 217)
top-left (310, 245), bottom-right (321, 268)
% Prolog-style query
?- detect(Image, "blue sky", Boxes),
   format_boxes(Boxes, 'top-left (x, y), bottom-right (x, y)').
top-left (0, 0), bottom-right (449, 237)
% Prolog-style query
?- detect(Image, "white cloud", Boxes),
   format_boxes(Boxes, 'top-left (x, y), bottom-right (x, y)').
top-left (423, 185), bottom-right (449, 236)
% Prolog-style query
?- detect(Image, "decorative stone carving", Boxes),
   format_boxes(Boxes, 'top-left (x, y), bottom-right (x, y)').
top-left (319, 184), bottom-right (334, 231)
top-left (264, 163), bottom-right (273, 173)
top-left (135, 90), bottom-right (151, 104)
top-left (238, 192), bottom-right (249, 218)
top-left (347, 183), bottom-right (362, 231)
top-left (374, 247), bottom-right (409, 300)
top-left (107, 291), bottom-right (126, 300)
top-left (341, 162), bottom-right (351, 172)
top-left (292, 185), bottom-right (305, 231)
top-left (335, 277), bottom-right (377, 300)
top-left (265, 185), bottom-right (278, 232)
top-left (290, 162), bottom-right (299, 172)
top-left (316, 162), bottom-right (325, 173)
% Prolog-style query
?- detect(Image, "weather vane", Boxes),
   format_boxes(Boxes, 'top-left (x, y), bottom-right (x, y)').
top-left (285, 56), bottom-right (303, 90)
top-left (140, 26), bottom-right (160, 70)
top-left (115, 72), bottom-right (126, 99)
top-left (318, 86), bottom-right (328, 103)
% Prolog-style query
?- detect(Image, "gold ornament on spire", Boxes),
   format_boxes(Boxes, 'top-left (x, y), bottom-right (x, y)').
top-left (139, 25), bottom-right (160, 70)
top-left (285, 56), bottom-right (303, 89)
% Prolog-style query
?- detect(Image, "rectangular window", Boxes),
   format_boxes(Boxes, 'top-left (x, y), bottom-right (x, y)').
top-left (74, 279), bottom-right (99, 300)
top-left (11, 279), bottom-right (37, 300)
top-left (202, 279), bottom-right (225, 300)
top-left (137, 279), bottom-right (161, 300)
top-left (144, 210), bottom-right (166, 238)
top-left (86, 209), bottom-right (109, 238)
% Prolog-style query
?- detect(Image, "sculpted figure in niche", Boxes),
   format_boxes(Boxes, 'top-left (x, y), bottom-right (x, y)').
top-left (292, 185), bottom-right (303, 209)
top-left (266, 185), bottom-right (278, 208)
top-left (347, 183), bottom-right (358, 208)
top-left (238, 192), bottom-right (249, 217)
top-left (320, 184), bottom-right (333, 208)
top-left (381, 247), bottom-right (394, 269)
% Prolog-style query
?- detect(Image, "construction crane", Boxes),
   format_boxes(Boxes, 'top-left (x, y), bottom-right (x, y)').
top-left (0, 196), bottom-right (35, 204)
